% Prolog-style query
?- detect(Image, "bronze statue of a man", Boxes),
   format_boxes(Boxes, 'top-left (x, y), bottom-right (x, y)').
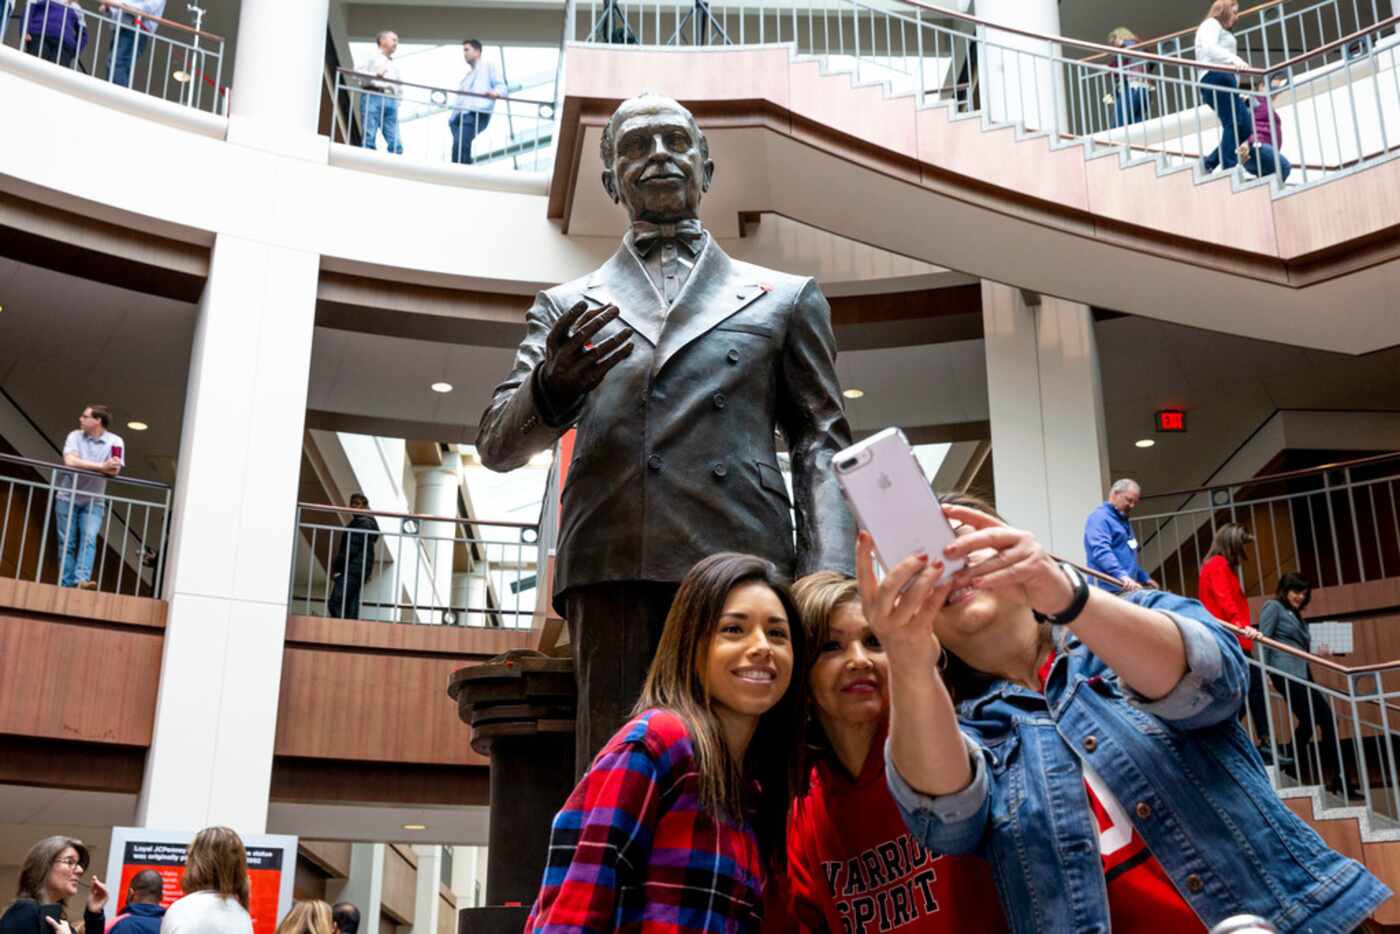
top-left (477, 93), bottom-right (854, 770)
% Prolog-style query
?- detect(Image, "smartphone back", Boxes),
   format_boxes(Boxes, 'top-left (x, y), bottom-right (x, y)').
top-left (835, 428), bottom-right (964, 579)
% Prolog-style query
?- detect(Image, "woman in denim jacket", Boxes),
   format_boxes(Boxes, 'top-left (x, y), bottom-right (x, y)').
top-left (855, 498), bottom-right (1388, 934)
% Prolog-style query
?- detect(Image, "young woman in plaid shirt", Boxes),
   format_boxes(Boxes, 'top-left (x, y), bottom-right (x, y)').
top-left (527, 552), bottom-right (809, 932)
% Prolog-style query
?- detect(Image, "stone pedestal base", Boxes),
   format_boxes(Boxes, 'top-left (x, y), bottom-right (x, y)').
top-left (449, 650), bottom-right (577, 907)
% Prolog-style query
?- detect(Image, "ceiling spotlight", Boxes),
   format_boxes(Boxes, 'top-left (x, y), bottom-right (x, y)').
top-left (1135, 439), bottom-right (1156, 449)
top-left (431, 382), bottom-right (454, 394)
top-left (401, 823), bottom-right (427, 831)
top-left (843, 388), bottom-right (865, 400)
top-left (172, 70), bottom-right (192, 83)
top-left (127, 421), bottom-right (149, 431)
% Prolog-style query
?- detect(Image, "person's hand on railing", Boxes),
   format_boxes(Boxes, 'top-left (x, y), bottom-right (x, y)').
top-left (1241, 626), bottom-right (1264, 643)
top-left (1316, 643), bottom-right (1333, 657)
top-left (1118, 575), bottom-right (1141, 593)
top-left (102, 456), bottom-right (122, 476)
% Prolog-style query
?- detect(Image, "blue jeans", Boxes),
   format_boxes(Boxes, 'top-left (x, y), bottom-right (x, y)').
top-left (1111, 85), bottom-right (1148, 128)
top-left (449, 110), bottom-right (492, 164)
top-left (1200, 70), bottom-right (1254, 171)
top-left (108, 20), bottom-right (150, 89)
top-left (53, 497), bottom-right (105, 587)
top-left (361, 94), bottom-right (403, 154)
top-left (1242, 142), bottom-right (1292, 183)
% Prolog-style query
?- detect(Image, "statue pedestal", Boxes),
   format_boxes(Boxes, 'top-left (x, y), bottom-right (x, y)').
top-left (449, 649), bottom-right (576, 924)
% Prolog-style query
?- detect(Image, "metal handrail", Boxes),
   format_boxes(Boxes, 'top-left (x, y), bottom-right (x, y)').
top-left (334, 67), bottom-right (555, 109)
top-left (1079, 0), bottom-right (1293, 65)
top-left (0, 451), bottom-right (172, 490)
top-left (102, 0), bottom-right (221, 41)
top-left (297, 501), bottom-right (539, 530)
top-left (1139, 451), bottom-right (1400, 502)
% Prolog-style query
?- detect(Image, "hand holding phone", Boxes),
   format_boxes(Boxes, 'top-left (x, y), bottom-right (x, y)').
top-left (834, 428), bottom-right (965, 583)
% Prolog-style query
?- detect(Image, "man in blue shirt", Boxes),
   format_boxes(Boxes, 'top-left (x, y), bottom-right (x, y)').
top-left (1084, 478), bottom-right (1158, 591)
top-left (109, 870), bottom-right (166, 934)
top-left (449, 38), bottom-right (508, 165)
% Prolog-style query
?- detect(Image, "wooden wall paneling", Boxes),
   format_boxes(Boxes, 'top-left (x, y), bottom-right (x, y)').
top-left (380, 845), bottom-right (417, 925)
top-left (377, 915), bottom-right (397, 934)
top-left (436, 888), bottom-right (456, 934)
top-left (0, 734), bottom-right (145, 792)
top-left (1362, 841), bottom-right (1400, 925)
top-left (293, 857), bottom-right (328, 902)
top-left (0, 578), bottom-right (167, 627)
top-left (0, 611), bottom-right (163, 744)
top-left (299, 841), bottom-right (353, 879)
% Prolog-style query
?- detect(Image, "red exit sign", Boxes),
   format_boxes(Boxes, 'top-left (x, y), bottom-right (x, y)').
top-left (1155, 409), bottom-right (1188, 433)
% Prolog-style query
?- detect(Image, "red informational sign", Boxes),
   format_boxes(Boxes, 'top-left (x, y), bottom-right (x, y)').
top-left (1154, 409), bottom-right (1187, 433)
top-left (105, 831), bottom-right (295, 934)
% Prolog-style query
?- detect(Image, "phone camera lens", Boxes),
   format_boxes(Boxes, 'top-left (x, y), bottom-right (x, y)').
top-left (838, 457), bottom-right (857, 471)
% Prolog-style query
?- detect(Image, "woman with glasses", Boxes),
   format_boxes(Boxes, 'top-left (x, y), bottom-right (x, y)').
top-left (0, 837), bottom-right (108, 934)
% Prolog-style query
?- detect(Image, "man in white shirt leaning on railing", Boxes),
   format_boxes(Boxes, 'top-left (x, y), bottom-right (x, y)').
top-left (99, 0), bottom-right (165, 90)
top-left (449, 38), bottom-right (507, 165)
top-left (361, 29), bottom-right (404, 155)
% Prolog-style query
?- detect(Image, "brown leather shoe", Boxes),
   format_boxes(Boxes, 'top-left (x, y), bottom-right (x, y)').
top-left (77, 580), bottom-right (98, 591)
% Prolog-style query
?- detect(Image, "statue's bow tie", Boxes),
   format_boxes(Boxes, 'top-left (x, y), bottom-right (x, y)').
top-left (630, 219), bottom-right (705, 258)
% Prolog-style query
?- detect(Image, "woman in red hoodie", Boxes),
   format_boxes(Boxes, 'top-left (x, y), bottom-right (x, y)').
top-left (1197, 523), bottom-right (1280, 765)
top-left (768, 572), bottom-right (1006, 933)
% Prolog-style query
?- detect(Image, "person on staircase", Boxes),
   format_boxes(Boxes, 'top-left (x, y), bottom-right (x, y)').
top-left (1196, 1), bottom-right (1255, 176)
top-left (1107, 27), bottom-right (1153, 128)
top-left (1259, 573), bottom-right (1361, 799)
top-left (1234, 70), bottom-right (1293, 184)
top-left (1197, 523), bottom-right (1282, 767)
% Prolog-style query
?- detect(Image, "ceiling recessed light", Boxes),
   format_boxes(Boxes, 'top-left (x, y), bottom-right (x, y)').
top-left (431, 382), bottom-right (453, 394)
top-left (401, 823), bottom-right (427, 831)
top-left (126, 421), bottom-right (149, 431)
top-left (843, 388), bottom-right (865, 400)
top-left (1135, 439), bottom-right (1156, 448)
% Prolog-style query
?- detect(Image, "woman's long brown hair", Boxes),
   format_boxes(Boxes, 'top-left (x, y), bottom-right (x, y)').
top-left (1204, 522), bottom-right (1254, 570)
top-left (12, 837), bottom-right (89, 916)
top-left (182, 827), bottom-right (251, 909)
top-left (634, 552), bottom-right (808, 868)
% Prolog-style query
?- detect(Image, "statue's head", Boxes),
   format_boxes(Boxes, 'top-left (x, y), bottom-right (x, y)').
top-left (601, 94), bottom-right (714, 223)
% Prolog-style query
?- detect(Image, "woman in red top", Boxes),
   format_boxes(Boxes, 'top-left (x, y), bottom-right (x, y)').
top-left (766, 572), bottom-right (1006, 933)
top-left (1197, 523), bottom-right (1278, 764)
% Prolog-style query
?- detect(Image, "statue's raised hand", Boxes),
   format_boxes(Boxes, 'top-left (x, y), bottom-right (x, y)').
top-left (538, 302), bottom-right (634, 412)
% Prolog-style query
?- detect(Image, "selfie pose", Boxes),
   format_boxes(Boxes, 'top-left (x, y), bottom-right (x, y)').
top-left (772, 571), bottom-right (1006, 933)
top-left (527, 553), bottom-right (807, 932)
top-left (860, 498), bottom-right (1389, 934)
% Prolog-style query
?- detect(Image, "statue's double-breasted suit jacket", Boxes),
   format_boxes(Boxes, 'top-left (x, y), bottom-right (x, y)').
top-left (476, 234), bottom-right (856, 612)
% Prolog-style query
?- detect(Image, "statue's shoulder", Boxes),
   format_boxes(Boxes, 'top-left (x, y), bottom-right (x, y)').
top-left (724, 255), bottom-right (814, 299)
top-left (541, 270), bottom-right (596, 306)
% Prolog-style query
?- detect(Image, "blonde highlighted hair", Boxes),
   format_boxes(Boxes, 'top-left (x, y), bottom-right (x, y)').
top-left (1107, 27), bottom-right (1138, 45)
top-left (1207, 0), bottom-right (1239, 24)
top-left (276, 901), bottom-right (334, 934)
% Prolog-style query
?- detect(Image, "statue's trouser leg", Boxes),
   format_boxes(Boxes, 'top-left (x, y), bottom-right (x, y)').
top-left (564, 580), bottom-right (680, 777)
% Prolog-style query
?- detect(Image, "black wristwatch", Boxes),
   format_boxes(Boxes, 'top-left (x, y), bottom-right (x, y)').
top-left (1033, 562), bottom-right (1091, 626)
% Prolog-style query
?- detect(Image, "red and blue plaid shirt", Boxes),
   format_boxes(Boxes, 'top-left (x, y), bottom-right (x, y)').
top-left (527, 708), bottom-right (768, 932)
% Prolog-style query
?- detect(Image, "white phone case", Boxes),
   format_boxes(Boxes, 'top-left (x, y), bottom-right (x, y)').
top-left (834, 427), bottom-right (965, 581)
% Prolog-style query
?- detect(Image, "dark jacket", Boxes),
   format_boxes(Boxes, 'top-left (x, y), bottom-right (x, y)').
top-left (476, 236), bottom-right (855, 610)
top-left (0, 900), bottom-right (104, 934)
top-left (109, 902), bottom-right (165, 934)
top-left (331, 514), bottom-right (380, 574)
top-left (25, 2), bottom-right (88, 53)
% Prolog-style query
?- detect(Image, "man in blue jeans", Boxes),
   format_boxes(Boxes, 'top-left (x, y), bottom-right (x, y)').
top-left (54, 403), bottom-right (125, 589)
top-left (100, 0), bottom-right (165, 89)
top-left (361, 30), bottom-right (404, 154)
top-left (448, 38), bottom-right (507, 164)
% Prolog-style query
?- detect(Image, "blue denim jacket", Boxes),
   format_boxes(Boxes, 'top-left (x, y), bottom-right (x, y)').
top-left (886, 591), bottom-right (1390, 934)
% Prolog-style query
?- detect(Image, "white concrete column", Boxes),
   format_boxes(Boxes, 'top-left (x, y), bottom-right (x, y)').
top-left (975, 0), bottom-right (1065, 133)
top-left (135, 235), bottom-right (318, 833)
top-left (409, 846), bottom-right (442, 934)
top-left (227, 0), bottom-right (331, 157)
top-left (981, 282), bottom-right (1108, 563)
top-left (450, 847), bottom-right (486, 910)
top-left (451, 572), bottom-right (491, 628)
top-left (416, 466), bottom-right (459, 624)
top-left (328, 844), bottom-right (385, 927)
